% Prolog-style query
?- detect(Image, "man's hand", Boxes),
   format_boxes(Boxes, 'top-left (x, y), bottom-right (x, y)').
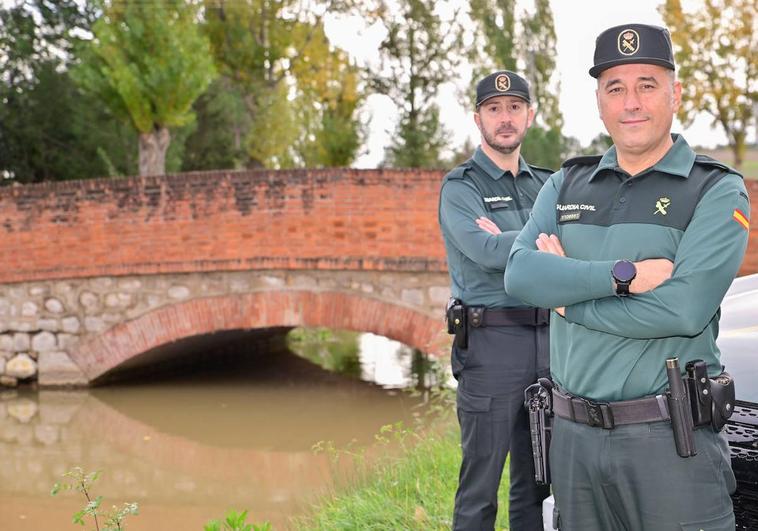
top-left (629, 259), bottom-right (674, 294)
top-left (476, 216), bottom-right (501, 235)
top-left (535, 233), bottom-right (565, 257)
top-left (535, 233), bottom-right (565, 315)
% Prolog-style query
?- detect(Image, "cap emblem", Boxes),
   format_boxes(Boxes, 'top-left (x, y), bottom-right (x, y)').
top-left (495, 74), bottom-right (511, 92)
top-left (618, 29), bottom-right (640, 56)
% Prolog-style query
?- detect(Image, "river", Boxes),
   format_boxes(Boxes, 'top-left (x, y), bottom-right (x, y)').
top-left (0, 330), bottom-right (439, 530)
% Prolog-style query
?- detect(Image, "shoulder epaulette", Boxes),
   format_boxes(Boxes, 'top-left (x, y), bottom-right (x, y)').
top-left (694, 154), bottom-right (743, 178)
top-left (527, 163), bottom-right (555, 174)
top-left (443, 160), bottom-right (473, 181)
top-left (562, 155), bottom-right (602, 168)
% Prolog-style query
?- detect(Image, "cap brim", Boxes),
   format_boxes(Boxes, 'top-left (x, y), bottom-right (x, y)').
top-left (589, 57), bottom-right (675, 78)
top-left (476, 91), bottom-right (531, 107)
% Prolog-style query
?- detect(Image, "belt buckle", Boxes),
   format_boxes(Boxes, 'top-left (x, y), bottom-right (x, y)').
top-left (580, 398), bottom-right (615, 429)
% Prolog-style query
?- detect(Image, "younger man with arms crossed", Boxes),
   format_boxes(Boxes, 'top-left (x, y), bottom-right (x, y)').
top-left (439, 71), bottom-right (551, 530)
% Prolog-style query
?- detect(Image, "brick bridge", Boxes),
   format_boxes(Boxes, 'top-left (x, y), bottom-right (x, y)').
top-left (1, 169), bottom-right (756, 387)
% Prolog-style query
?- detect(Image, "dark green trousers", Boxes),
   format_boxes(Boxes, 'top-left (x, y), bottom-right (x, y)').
top-left (550, 416), bottom-right (736, 531)
top-left (452, 324), bottom-right (550, 531)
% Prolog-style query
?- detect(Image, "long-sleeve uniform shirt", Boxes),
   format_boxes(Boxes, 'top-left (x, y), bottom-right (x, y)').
top-left (506, 135), bottom-right (750, 401)
top-left (439, 147), bottom-right (552, 308)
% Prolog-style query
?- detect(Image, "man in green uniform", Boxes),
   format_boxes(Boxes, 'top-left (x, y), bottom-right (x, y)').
top-left (439, 70), bottom-right (551, 530)
top-left (506, 24), bottom-right (750, 530)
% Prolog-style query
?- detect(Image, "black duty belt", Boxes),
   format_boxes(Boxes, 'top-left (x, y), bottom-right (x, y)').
top-left (552, 388), bottom-right (670, 430)
top-left (467, 307), bottom-right (550, 327)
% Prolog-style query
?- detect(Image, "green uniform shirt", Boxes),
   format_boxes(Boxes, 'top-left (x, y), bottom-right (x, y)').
top-left (439, 147), bottom-right (552, 308)
top-left (506, 135), bottom-right (750, 401)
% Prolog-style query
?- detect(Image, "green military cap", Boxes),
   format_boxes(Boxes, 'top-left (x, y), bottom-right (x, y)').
top-left (589, 23), bottom-right (675, 78)
top-left (475, 70), bottom-right (531, 107)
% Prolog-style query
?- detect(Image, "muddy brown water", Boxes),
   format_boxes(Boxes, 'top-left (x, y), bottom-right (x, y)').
top-left (0, 341), bottom-right (428, 530)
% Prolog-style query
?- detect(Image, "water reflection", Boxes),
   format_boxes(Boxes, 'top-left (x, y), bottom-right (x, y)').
top-left (289, 329), bottom-right (443, 390)
top-left (0, 336), bottom-right (431, 530)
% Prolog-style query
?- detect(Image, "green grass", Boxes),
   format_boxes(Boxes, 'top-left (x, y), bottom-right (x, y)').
top-left (295, 421), bottom-right (511, 530)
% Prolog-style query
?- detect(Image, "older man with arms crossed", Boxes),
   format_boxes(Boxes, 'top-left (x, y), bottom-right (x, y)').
top-left (506, 24), bottom-right (749, 530)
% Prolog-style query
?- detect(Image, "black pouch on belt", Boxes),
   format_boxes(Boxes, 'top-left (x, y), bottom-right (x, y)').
top-left (686, 359), bottom-right (736, 432)
top-left (445, 298), bottom-right (468, 349)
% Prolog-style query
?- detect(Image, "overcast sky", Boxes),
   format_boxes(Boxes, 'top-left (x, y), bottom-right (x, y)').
top-left (325, 0), bottom-right (743, 167)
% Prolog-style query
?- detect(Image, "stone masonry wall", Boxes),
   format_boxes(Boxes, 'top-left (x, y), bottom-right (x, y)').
top-left (0, 270), bottom-right (450, 387)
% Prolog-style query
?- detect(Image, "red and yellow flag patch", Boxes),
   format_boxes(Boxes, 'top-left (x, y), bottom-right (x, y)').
top-left (733, 209), bottom-right (750, 230)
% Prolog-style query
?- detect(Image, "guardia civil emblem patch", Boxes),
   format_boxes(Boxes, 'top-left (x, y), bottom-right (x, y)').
top-left (654, 197), bottom-right (671, 215)
top-left (618, 29), bottom-right (640, 56)
top-left (495, 74), bottom-right (511, 92)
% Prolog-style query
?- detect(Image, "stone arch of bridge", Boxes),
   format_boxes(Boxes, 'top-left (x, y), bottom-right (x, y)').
top-left (70, 290), bottom-right (449, 383)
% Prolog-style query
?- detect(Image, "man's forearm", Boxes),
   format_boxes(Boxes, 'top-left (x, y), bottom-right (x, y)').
top-left (506, 249), bottom-right (616, 308)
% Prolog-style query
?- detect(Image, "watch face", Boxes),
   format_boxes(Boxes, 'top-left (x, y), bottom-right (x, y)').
top-left (613, 260), bottom-right (636, 282)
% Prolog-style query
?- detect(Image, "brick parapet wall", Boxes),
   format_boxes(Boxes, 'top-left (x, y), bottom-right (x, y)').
top-left (1, 169), bottom-right (756, 284)
top-left (0, 169), bottom-right (448, 284)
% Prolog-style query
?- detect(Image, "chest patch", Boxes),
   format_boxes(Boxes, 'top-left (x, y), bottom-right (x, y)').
top-left (560, 212), bottom-right (581, 222)
top-left (483, 195), bottom-right (513, 209)
top-left (556, 203), bottom-right (597, 212)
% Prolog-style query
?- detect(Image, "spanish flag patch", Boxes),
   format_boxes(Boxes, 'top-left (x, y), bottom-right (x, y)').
top-left (733, 209), bottom-right (749, 230)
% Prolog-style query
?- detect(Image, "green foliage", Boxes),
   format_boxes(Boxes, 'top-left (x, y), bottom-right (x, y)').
top-left (294, 41), bottom-right (365, 167)
top-left (0, 1), bottom-right (137, 183)
top-left (203, 1), bottom-right (363, 169)
top-left (660, 0), bottom-right (756, 168)
top-left (299, 410), bottom-right (511, 530)
top-left (244, 81), bottom-right (298, 169)
top-left (182, 77), bottom-right (252, 171)
top-left (204, 509), bottom-right (271, 531)
top-left (521, 125), bottom-right (564, 171)
top-left (51, 467), bottom-right (139, 531)
top-left (467, 0), bottom-right (517, 84)
top-left (75, 1), bottom-right (216, 133)
top-left (287, 327), bottom-right (361, 377)
top-left (370, 0), bottom-right (463, 168)
top-left (385, 105), bottom-right (449, 169)
top-left (73, 0), bottom-right (216, 176)
top-left (520, 0), bottom-right (562, 130)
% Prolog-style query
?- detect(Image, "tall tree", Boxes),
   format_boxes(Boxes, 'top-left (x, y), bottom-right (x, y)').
top-left (520, 0), bottom-right (562, 131)
top-left (370, 0), bottom-right (463, 168)
top-left (661, 0), bottom-right (756, 168)
top-left (467, 0), bottom-right (517, 85)
top-left (291, 29), bottom-right (365, 167)
top-left (203, 0), bottom-right (362, 169)
top-left (74, 1), bottom-right (216, 177)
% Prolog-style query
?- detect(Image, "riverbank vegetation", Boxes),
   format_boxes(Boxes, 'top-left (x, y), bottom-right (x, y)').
top-left (51, 467), bottom-right (139, 531)
top-left (295, 399), bottom-right (511, 529)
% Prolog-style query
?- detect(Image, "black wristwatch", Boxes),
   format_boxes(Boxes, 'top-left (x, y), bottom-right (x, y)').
top-left (612, 260), bottom-right (637, 296)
